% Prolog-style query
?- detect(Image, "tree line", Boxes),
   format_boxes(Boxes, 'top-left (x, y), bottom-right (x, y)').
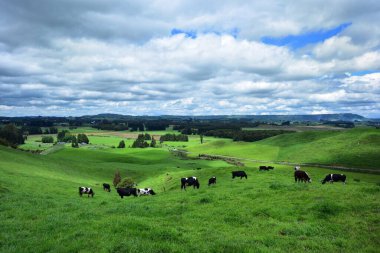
top-left (203, 129), bottom-right (294, 142)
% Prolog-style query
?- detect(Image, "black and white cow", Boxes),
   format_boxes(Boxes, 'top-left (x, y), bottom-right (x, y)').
top-left (294, 166), bottom-right (301, 171)
top-left (116, 188), bottom-right (138, 198)
top-left (322, 174), bottom-right (346, 184)
top-left (137, 188), bottom-right (156, 196)
top-left (294, 170), bottom-right (311, 183)
top-left (103, 183), bottom-right (111, 192)
top-left (259, 166), bottom-right (274, 171)
top-left (79, 187), bottom-right (94, 197)
top-left (181, 177), bottom-right (200, 190)
top-left (232, 171), bottom-right (247, 179)
top-left (208, 176), bottom-right (216, 186)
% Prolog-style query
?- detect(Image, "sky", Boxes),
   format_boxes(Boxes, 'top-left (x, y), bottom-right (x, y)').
top-left (0, 0), bottom-right (379, 117)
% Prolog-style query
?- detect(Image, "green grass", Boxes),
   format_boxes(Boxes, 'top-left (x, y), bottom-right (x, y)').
top-left (186, 128), bottom-right (380, 170)
top-left (1, 132), bottom-right (380, 253)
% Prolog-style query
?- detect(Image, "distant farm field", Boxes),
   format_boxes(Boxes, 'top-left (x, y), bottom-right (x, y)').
top-left (1, 127), bottom-right (379, 252)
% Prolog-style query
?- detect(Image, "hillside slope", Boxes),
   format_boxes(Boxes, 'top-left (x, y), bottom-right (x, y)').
top-left (0, 145), bottom-right (379, 252)
top-left (187, 128), bottom-right (380, 170)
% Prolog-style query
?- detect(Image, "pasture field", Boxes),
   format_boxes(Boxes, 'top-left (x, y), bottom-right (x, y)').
top-left (186, 128), bottom-right (380, 170)
top-left (1, 128), bottom-right (379, 252)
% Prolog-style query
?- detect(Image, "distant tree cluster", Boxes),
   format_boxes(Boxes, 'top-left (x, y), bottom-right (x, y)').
top-left (322, 121), bottom-right (355, 128)
top-left (159, 134), bottom-right (188, 142)
top-left (204, 129), bottom-right (294, 142)
top-left (41, 136), bottom-right (54, 143)
top-left (57, 130), bottom-right (89, 146)
top-left (77, 133), bottom-right (89, 144)
top-left (21, 126), bottom-right (42, 135)
top-left (43, 127), bottom-right (58, 134)
top-left (131, 134), bottom-right (156, 148)
top-left (0, 124), bottom-right (25, 147)
top-left (131, 134), bottom-right (149, 148)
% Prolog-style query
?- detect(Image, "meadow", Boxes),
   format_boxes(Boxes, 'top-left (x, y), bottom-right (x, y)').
top-left (1, 128), bottom-right (379, 252)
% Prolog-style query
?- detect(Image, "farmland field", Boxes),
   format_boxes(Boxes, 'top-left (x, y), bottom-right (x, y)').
top-left (1, 128), bottom-right (379, 253)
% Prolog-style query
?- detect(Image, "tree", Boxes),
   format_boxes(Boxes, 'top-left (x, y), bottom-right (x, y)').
top-left (71, 136), bottom-right (79, 148)
top-left (117, 140), bottom-right (125, 148)
top-left (0, 124), bottom-right (25, 147)
top-left (113, 170), bottom-right (121, 187)
top-left (57, 130), bottom-right (74, 142)
top-left (49, 127), bottom-right (58, 134)
top-left (200, 134), bottom-right (203, 144)
top-left (131, 134), bottom-right (149, 148)
top-left (77, 133), bottom-right (89, 144)
top-left (150, 137), bottom-right (156, 147)
top-left (41, 136), bottom-right (54, 143)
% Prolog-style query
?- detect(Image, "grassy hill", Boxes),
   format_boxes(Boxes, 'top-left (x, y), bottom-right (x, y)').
top-left (186, 128), bottom-right (380, 170)
top-left (1, 139), bottom-right (379, 252)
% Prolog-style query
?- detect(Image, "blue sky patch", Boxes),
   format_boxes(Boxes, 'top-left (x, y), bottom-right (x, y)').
top-left (350, 70), bottom-right (379, 76)
top-left (261, 22), bottom-right (352, 49)
top-left (171, 28), bottom-right (197, 39)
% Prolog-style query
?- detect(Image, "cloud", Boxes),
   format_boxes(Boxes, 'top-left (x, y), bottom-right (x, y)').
top-left (0, 1), bottom-right (379, 117)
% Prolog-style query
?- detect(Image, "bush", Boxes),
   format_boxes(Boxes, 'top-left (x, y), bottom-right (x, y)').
top-left (117, 177), bottom-right (136, 188)
top-left (41, 136), bottom-right (54, 143)
top-left (77, 133), bottom-right (89, 144)
top-left (57, 130), bottom-right (75, 143)
top-left (117, 140), bottom-right (125, 148)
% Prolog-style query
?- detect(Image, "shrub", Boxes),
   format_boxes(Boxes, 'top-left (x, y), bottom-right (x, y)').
top-left (41, 136), bottom-right (54, 143)
top-left (77, 133), bottom-right (89, 144)
top-left (117, 177), bottom-right (136, 188)
top-left (117, 140), bottom-right (125, 148)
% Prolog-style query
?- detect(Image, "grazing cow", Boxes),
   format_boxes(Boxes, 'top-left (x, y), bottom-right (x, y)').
top-left (259, 166), bottom-right (274, 171)
top-left (116, 188), bottom-right (138, 198)
top-left (294, 170), bottom-right (311, 183)
top-left (208, 176), bottom-right (217, 186)
top-left (232, 171), bottom-right (247, 179)
top-left (103, 183), bottom-right (111, 192)
top-left (137, 188), bottom-right (156, 196)
top-left (181, 176), bottom-right (200, 190)
top-left (79, 187), bottom-right (94, 197)
top-left (322, 174), bottom-right (346, 184)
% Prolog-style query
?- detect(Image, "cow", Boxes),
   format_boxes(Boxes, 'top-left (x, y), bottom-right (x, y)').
top-left (137, 188), bottom-right (156, 196)
top-left (294, 166), bottom-right (301, 171)
top-left (232, 171), bottom-right (247, 179)
top-left (116, 188), bottom-right (138, 198)
top-left (208, 176), bottom-right (216, 186)
top-left (322, 174), bottom-right (346, 184)
top-left (79, 187), bottom-right (94, 197)
top-left (259, 166), bottom-right (274, 171)
top-left (294, 170), bottom-right (311, 183)
top-left (181, 177), bottom-right (200, 190)
top-left (103, 183), bottom-right (111, 192)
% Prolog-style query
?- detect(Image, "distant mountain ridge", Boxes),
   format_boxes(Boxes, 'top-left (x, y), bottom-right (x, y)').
top-left (0, 113), bottom-right (368, 122)
top-left (80, 113), bottom-right (366, 122)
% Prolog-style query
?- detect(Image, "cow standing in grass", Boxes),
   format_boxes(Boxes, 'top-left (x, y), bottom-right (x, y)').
top-left (137, 188), bottom-right (156, 196)
top-left (181, 177), bottom-right (200, 190)
top-left (259, 166), bottom-right (274, 171)
top-left (322, 174), bottom-right (346, 184)
top-left (208, 176), bottom-right (216, 186)
top-left (103, 183), bottom-right (111, 192)
top-left (79, 187), bottom-right (94, 197)
top-left (294, 170), bottom-right (311, 183)
top-left (232, 171), bottom-right (247, 179)
top-left (116, 188), bottom-right (138, 198)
